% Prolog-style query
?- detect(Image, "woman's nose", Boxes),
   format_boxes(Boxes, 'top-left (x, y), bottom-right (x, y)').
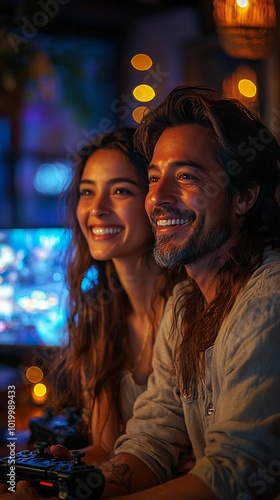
top-left (89, 195), bottom-right (111, 217)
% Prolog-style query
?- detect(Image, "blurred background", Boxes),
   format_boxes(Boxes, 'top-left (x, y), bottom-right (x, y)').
top-left (0, 0), bottom-right (279, 229)
top-left (0, 0), bottom-right (279, 447)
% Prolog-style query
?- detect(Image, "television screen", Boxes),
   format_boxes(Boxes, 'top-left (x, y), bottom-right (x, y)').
top-left (0, 227), bottom-right (71, 348)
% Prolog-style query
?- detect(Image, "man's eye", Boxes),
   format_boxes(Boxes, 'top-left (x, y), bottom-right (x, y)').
top-left (149, 176), bottom-right (159, 183)
top-left (178, 173), bottom-right (196, 181)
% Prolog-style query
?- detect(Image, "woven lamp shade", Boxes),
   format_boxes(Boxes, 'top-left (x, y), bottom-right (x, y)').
top-left (213, 0), bottom-right (277, 59)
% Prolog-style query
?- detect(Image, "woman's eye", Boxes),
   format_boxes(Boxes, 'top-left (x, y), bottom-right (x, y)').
top-left (114, 187), bottom-right (131, 195)
top-left (79, 188), bottom-right (93, 196)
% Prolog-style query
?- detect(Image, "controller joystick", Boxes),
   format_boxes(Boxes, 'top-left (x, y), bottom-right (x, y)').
top-left (71, 451), bottom-right (85, 466)
top-left (34, 441), bottom-right (49, 456)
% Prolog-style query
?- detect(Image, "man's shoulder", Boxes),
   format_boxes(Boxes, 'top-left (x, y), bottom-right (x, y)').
top-left (261, 249), bottom-right (280, 267)
top-left (162, 280), bottom-right (188, 316)
top-left (228, 250), bottom-right (280, 324)
top-left (250, 249), bottom-right (280, 287)
top-left (172, 279), bottom-right (191, 297)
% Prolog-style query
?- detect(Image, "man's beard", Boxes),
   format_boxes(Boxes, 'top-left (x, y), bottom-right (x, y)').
top-left (153, 212), bottom-right (232, 269)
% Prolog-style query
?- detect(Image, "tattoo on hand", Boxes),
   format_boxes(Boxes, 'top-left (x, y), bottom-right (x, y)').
top-left (104, 462), bottom-right (132, 492)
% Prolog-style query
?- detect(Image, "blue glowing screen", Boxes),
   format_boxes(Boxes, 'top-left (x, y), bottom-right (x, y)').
top-left (0, 228), bottom-right (71, 347)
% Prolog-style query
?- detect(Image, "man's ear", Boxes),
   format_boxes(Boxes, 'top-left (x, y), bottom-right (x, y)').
top-left (236, 185), bottom-right (260, 215)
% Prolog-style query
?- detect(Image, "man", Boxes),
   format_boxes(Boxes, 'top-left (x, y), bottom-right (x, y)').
top-left (1, 87), bottom-right (279, 499)
top-left (99, 86), bottom-right (280, 499)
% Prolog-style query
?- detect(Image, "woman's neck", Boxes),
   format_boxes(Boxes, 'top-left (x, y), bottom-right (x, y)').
top-left (112, 254), bottom-right (163, 318)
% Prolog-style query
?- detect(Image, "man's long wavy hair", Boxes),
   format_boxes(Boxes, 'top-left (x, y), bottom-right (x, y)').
top-left (48, 127), bottom-right (183, 446)
top-left (134, 86), bottom-right (280, 395)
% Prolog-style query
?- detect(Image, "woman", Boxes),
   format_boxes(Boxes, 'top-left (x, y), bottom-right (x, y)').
top-left (47, 127), bottom-right (184, 464)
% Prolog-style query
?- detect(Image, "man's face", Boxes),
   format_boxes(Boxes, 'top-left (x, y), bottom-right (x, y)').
top-left (145, 124), bottom-right (238, 268)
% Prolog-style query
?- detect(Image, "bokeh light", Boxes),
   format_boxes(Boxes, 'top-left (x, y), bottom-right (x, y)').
top-left (34, 162), bottom-right (71, 195)
top-left (32, 383), bottom-right (47, 404)
top-left (132, 106), bottom-right (148, 124)
top-left (26, 366), bottom-right (44, 383)
top-left (133, 84), bottom-right (155, 102)
top-left (131, 53), bottom-right (153, 71)
top-left (238, 78), bottom-right (257, 98)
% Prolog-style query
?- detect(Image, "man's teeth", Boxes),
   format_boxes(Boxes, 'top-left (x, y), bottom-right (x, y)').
top-left (156, 218), bottom-right (189, 227)
top-left (92, 227), bottom-right (122, 235)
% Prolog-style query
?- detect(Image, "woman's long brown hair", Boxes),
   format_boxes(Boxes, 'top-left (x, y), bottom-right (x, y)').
top-left (47, 127), bottom-right (184, 446)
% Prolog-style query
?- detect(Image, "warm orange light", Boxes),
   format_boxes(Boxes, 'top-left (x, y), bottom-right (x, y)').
top-left (238, 78), bottom-right (257, 98)
top-left (32, 383), bottom-right (47, 404)
top-left (223, 65), bottom-right (259, 113)
top-left (33, 383), bottom-right (47, 397)
top-left (213, 0), bottom-right (277, 59)
top-left (132, 106), bottom-right (147, 124)
top-left (133, 84), bottom-right (155, 102)
top-left (26, 366), bottom-right (44, 383)
top-left (236, 0), bottom-right (249, 8)
top-left (131, 54), bottom-right (153, 71)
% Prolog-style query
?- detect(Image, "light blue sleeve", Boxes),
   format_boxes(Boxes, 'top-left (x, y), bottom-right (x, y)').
top-left (191, 262), bottom-right (280, 499)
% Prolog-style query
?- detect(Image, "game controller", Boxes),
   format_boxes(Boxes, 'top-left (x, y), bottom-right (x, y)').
top-left (0, 441), bottom-right (105, 499)
top-left (29, 407), bottom-right (89, 449)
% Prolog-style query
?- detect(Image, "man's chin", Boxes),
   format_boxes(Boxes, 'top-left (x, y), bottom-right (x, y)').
top-left (154, 246), bottom-right (182, 268)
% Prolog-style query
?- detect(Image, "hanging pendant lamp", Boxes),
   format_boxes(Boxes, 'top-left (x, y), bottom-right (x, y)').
top-left (213, 0), bottom-right (277, 59)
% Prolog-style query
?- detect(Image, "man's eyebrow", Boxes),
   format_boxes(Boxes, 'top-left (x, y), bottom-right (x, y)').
top-left (79, 177), bottom-right (139, 186)
top-left (147, 161), bottom-right (205, 172)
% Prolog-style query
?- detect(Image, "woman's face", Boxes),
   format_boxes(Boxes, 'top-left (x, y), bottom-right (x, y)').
top-left (76, 148), bottom-right (152, 263)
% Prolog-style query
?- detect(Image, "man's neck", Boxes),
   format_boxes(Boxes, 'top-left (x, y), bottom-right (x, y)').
top-left (185, 241), bottom-right (235, 304)
top-left (186, 263), bottom-right (217, 304)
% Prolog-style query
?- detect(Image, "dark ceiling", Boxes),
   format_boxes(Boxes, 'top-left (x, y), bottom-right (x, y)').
top-left (1, 0), bottom-right (215, 39)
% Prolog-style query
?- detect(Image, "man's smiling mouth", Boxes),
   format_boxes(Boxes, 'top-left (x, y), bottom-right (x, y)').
top-left (156, 218), bottom-right (190, 227)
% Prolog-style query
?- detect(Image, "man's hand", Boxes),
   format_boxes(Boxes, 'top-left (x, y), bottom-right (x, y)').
top-left (0, 481), bottom-right (58, 499)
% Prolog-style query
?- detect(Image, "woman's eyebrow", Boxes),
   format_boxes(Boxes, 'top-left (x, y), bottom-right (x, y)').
top-left (79, 177), bottom-right (139, 186)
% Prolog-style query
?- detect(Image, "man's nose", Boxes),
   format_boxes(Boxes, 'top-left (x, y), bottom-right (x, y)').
top-left (146, 177), bottom-right (177, 209)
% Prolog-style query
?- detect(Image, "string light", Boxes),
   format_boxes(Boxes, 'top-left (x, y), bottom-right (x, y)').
top-left (130, 52), bottom-right (155, 123)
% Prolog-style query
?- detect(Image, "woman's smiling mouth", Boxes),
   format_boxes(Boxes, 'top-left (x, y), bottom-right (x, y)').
top-left (91, 226), bottom-right (123, 235)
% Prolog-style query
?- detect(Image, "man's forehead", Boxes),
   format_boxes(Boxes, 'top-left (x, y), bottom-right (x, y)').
top-left (150, 125), bottom-right (218, 170)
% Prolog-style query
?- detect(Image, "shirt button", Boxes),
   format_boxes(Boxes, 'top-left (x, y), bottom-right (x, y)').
top-left (207, 404), bottom-right (214, 416)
